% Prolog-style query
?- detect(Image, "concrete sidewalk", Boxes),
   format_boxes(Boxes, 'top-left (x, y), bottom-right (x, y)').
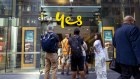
top-left (0, 70), bottom-right (121, 79)
top-left (0, 70), bottom-right (136, 79)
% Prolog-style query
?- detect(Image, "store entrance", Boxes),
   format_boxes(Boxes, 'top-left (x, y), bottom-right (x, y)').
top-left (39, 6), bottom-right (101, 72)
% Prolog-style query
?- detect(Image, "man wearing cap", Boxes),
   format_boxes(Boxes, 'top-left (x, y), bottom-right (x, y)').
top-left (113, 16), bottom-right (140, 79)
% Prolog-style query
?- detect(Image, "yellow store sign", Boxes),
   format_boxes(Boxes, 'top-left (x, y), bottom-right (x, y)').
top-left (56, 12), bottom-right (83, 28)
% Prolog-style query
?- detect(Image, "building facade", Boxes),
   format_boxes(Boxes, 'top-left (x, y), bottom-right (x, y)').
top-left (0, 0), bottom-right (140, 73)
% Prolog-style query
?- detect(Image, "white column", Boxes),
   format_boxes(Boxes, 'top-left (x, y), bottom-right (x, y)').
top-left (9, 0), bottom-right (18, 70)
top-left (10, 26), bottom-right (18, 70)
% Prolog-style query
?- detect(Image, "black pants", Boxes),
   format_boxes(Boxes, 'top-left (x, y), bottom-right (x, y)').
top-left (118, 64), bottom-right (140, 79)
top-left (71, 53), bottom-right (84, 71)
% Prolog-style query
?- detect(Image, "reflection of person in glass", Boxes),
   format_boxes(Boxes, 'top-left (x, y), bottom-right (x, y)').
top-left (93, 33), bottom-right (107, 79)
top-left (24, 54), bottom-right (33, 64)
top-left (25, 54), bottom-right (29, 60)
top-left (24, 42), bottom-right (34, 64)
top-left (0, 45), bottom-right (3, 62)
top-left (25, 42), bottom-right (34, 52)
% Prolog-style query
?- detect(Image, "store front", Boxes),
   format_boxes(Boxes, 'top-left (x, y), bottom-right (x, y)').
top-left (0, 0), bottom-right (115, 74)
top-left (39, 5), bottom-right (102, 71)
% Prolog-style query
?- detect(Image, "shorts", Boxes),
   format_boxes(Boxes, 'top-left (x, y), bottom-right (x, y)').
top-left (61, 54), bottom-right (71, 64)
top-left (71, 54), bottom-right (84, 71)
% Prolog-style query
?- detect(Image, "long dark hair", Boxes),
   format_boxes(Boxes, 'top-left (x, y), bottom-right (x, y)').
top-left (94, 33), bottom-right (105, 48)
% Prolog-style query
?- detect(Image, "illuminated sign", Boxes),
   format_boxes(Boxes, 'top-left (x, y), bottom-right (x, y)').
top-left (38, 12), bottom-right (53, 21)
top-left (56, 12), bottom-right (83, 28)
top-left (38, 12), bottom-right (83, 28)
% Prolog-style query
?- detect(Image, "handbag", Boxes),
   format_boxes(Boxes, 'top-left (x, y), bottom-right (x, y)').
top-left (103, 48), bottom-right (109, 61)
top-left (109, 58), bottom-right (121, 73)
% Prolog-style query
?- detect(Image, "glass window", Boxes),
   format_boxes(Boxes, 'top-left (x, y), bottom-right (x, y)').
top-left (102, 0), bottom-right (108, 3)
top-left (113, 0), bottom-right (120, 3)
top-left (102, 7), bottom-right (109, 17)
top-left (30, 16), bottom-right (38, 26)
top-left (112, 7), bottom-right (121, 15)
top-left (124, 0), bottom-right (134, 3)
top-left (22, 16), bottom-right (30, 26)
top-left (31, 2), bottom-right (39, 12)
top-left (125, 7), bottom-right (134, 16)
top-left (22, 2), bottom-right (32, 12)
top-left (0, 0), bottom-right (12, 16)
top-left (0, 26), bottom-right (9, 73)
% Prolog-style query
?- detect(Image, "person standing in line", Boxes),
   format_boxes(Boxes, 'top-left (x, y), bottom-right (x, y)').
top-left (61, 34), bottom-right (71, 75)
top-left (93, 33), bottom-right (107, 79)
top-left (76, 40), bottom-right (88, 79)
top-left (43, 26), bottom-right (59, 79)
top-left (113, 16), bottom-right (140, 79)
top-left (81, 41), bottom-right (89, 74)
top-left (68, 28), bottom-right (85, 79)
top-left (88, 47), bottom-right (95, 71)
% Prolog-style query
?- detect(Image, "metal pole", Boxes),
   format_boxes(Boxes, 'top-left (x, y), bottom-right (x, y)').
top-left (5, 0), bottom-right (13, 73)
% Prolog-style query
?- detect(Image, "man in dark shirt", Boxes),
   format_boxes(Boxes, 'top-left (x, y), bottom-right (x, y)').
top-left (68, 28), bottom-right (85, 79)
top-left (113, 16), bottom-right (140, 79)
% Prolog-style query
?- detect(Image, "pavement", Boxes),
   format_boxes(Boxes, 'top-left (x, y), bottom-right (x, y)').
top-left (0, 70), bottom-right (123, 79)
top-left (0, 70), bottom-right (136, 79)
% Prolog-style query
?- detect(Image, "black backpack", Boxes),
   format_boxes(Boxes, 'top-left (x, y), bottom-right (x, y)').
top-left (41, 33), bottom-right (57, 53)
top-left (70, 36), bottom-right (83, 54)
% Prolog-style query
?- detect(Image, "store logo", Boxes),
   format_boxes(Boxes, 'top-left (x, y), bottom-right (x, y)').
top-left (38, 12), bottom-right (83, 28)
top-left (56, 12), bottom-right (83, 28)
top-left (38, 12), bottom-right (53, 21)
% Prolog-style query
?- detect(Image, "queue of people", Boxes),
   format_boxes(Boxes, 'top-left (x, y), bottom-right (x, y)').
top-left (41, 15), bottom-right (140, 79)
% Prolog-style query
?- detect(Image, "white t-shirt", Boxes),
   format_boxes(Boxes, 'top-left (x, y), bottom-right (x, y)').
top-left (82, 41), bottom-right (87, 56)
top-left (57, 48), bottom-right (62, 56)
top-left (93, 40), bottom-right (104, 56)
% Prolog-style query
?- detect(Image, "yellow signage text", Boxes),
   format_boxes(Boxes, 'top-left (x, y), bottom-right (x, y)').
top-left (56, 12), bottom-right (83, 28)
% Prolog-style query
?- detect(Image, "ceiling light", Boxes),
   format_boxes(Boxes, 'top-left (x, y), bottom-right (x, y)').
top-left (69, 0), bottom-right (73, 3)
top-left (0, 37), bottom-right (3, 40)
top-left (57, 0), bottom-right (67, 4)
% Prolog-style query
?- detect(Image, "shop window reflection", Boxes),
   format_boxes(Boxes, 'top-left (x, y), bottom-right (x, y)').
top-left (23, 4), bottom-right (31, 12)
top-left (0, 27), bottom-right (7, 70)
top-left (104, 30), bottom-right (114, 60)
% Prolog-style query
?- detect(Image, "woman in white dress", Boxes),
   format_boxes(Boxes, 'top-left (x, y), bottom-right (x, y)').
top-left (93, 33), bottom-right (107, 79)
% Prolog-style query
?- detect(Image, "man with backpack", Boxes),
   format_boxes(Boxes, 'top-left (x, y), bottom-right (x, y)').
top-left (68, 28), bottom-right (85, 79)
top-left (41, 26), bottom-right (59, 79)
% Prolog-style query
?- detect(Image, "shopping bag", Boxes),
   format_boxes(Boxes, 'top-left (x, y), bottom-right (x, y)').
top-left (103, 48), bottom-right (109, 61)
top-left (109, 58), bottom-right (121, 73)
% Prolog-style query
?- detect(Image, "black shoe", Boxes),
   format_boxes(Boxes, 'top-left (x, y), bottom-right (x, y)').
top-left (86, 71), bottom-right (89, 74)
top-left (76, 77), bottom-right (79, 79)
top-left (61, 72), bottom-right (64, 75)
top-left (66, 72), bottom-right (70, 75)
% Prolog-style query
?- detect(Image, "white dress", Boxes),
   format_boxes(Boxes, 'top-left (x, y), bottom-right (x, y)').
top-left (93, 40), bottom-right (107, 79)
